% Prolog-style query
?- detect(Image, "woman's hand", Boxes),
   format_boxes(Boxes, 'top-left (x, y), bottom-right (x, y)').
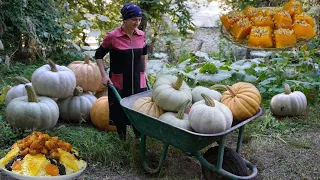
top-left (102, 75), bottom-right (112, 86)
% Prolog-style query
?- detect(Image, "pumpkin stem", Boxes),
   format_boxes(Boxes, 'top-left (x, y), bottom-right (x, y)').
top-left (173, 74), bottom-right (183, 90)
top-left (12, 76), bottom-right (30, 84)
top-left (176, 99), bottom-right (191, 119)
top-left (284, 84), bottom-right (292, 94)
top-left (73, 86), bottom-right (83, 96)
top-left (25, 85), bottom-right (38, 103)
top-left (201, 93), bottom-right (215, 107)
top-left (84, 55), bottom-right (90, 64)
top-left (48, 60), bottom-right (58, 72)
top-left (210, 84), bottom-right (227, 91)
top-left (226, 86), bottom-right (236, 97)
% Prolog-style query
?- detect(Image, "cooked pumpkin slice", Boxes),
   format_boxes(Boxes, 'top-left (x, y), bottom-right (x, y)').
top-left (284, 0), bottom-right (303, 16)
top-left (274, 28), bottom-right (297, 48)
top-left (293, 20), bottom-right (316, 39)
top-left (57, 148), bottom-right (79, 171)
top-left (220, 11), bottom-right (246, 31)
top-left (0, 146), bottom-right (19, 167)
top-left (24, 154), bottom-right (47, 176)
top-left (231, 18), bottom-right (252, 40)
top-left (293, 13), bottom-right (315, 27)
top-left (274, 10), bottom-right (292, 29)
top-left (264, 7), bottom-right (282, 17)
top-left (243, 6), bottom-right (264, 19)
top-left (251, 15), bottom-right (275, 29)
top-left (248, 26), bottom-right (273, 48)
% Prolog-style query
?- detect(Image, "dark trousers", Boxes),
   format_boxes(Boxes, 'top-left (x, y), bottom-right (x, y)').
top-left (116, 124), bottom-right (140, 140)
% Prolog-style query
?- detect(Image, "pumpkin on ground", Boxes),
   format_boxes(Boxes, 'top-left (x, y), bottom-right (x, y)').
top-left (220, 82), bottom-right (261, 121)
top-left (270, 84), bottom-right (307, 117)
top-left (191, 86), bottom-right (222, 103)
top-left (6, 85), bottom-right (59, 130)
top-left (152, 74), bottom-right (192, 112)
top-left (94, 83), bottom-right (108, 99)
top-left (132, 96), bottom-right (164, 118)
top-left (57, 86), bottom-right (97, 123)
top-left (5, 76), bottom-right (32, 105)
top-left (68, 55), bottom-right (102, 92)
top-left (189, 94), bottom-right (233, 134)
top-left (159, 99), bottom-right (192, 131)
top-left (90, 97), bottom-right (117, 132)
top-left (31, 60), bottom-right (76, 98)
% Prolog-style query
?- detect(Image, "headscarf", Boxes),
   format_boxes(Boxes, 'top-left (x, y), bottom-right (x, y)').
top-left (121, 3), bottom-right (142, 20)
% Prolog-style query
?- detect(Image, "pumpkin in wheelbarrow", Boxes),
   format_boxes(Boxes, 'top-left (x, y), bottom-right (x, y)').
top-left (220, 82), bottom-right (261, 121)
top-left (90, 96), bottom-right (117, 132)
top-left (132, 96), bottom-right (165, 118)
top-left (189, 94), bottom-right (233, 134)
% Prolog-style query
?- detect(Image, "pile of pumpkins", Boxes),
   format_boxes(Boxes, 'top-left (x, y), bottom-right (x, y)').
top-left (4, 55), bottom-right (116, 132)
top-left (131, 74), bottom-right (307, 134)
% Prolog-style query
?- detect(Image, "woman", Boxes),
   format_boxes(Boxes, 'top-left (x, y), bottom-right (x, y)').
top-left (95, 3), bottom-right (148, 138)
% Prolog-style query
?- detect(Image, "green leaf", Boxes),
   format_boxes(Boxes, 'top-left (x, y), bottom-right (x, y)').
top-left (199, 63), bottom-right (218, 74)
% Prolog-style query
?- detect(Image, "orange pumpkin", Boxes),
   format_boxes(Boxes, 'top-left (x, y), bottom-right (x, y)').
top-left (293, 20), bottom-right (316, 39)
top-left (94, 83), bottom-right (108, 99)
top-left (248, 26), bottom-right (273, 48)
top-left (283, 0), bottom-right (303, 16)
top-left (90, 97), bottom-right (117, 132)
top-left (293, 13), bottom-right (315, 27)
top-left (230, 18), bottom-right (252, 40)
top-left (132, 97), bottom-right (165, 118)
top-left (68, 55), bottom-right (102, 92)
top-left (274, 28), bottom-right (297, 48)
top-left (243, 6), bottom-right (264, 19)
top-left (221, 82), bottom-right (261, 121)
top-left (251, 15), bottom-right (274, 29)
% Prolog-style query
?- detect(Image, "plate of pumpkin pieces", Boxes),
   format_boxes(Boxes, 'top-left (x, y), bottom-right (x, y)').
top-left (220, 0), bottom-right (317, 50)
top-left (0, 131), bottom-right (87, 180)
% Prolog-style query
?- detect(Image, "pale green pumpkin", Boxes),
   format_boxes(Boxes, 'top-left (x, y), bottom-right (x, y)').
top-left (152, 74), bottom-right (192, 112)
top-left (6, 85), bottom-right (59, 130)
top-left (159, 99), bottom-right (192, 131)
top-left (192, 86), bottom-right (222, 103)
top-left (189, 94), bottom-right (233, 134)
top-left (5, 76), bottom-right (32, 105)
top-left (31, 60), bottom-right (76, 98)
top-left (57, 86), bottom-right (97, 123)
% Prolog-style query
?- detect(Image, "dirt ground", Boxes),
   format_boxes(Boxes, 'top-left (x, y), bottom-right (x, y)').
top-left (2, 129), bottom-right (318, 180)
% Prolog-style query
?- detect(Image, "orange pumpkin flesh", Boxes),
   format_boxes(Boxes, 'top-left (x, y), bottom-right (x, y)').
top-left (293, 20), bottom-right (316, 39)
top-left (248, 26), bottom-right (273, 48)
top-left (231, 18), bottom-right (252, 40)
top-left (243, 6), bottom-right (264, 19)
top-left (251, 16), bottom-right (274, 29)
top-left (283, 0), bottom-right (303, 16)
top-left (221, 82), bottom-right (261, 121)
top-left (264, 7), bottom-right (282, 18)
top-left (221, 11), bottom-right (246, 31)
top-left (293, 13), bottom-right (315, 27)
top-left (274, 28), bottom-right (297, 48)
top-left (274, 10), bottom-right (293, 29)
top-left (90, 97), bottom-right (117, 132)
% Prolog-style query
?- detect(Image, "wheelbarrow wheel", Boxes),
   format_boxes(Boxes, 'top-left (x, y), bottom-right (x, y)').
top-left (201, 146), bottom-right (248, 180)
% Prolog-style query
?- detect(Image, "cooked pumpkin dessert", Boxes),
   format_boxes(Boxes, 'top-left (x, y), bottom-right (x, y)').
top-left (274, 10), bottom-right (293, 29)
top-left (248, 26), bottom-right (273, 48)
top-left (220, 11), bottom-right (246, 31)
top-left (0, 131), bottom-right (86, 176)
top-left (274, 28), bottom-right (297, 48)
top-left (231, 18), bottom-right (252, 40)
top-left (293, 20), bottom-right (316, 39)
top-left (293, 13), bottom-right (315, 27)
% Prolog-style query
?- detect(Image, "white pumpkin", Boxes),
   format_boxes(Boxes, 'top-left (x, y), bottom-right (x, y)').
top-left (159, 100), bottom-right (192, 130)
top-left (152, 74), bottom-right (192, 112)
top-left (57, 86), bottom-right (97, 123)
top-left (270, 84), bottom-right (307, 117)
top-left (6, 85), bottom-right (59, 130)
top-left (192, 86), bottom-right (222, 103)
top-left (189, 94), bottom-right (233, 134)
top-left (5, 77), bottom-right (32, 105)
top-left (31, 60), bottom-right (76, 98)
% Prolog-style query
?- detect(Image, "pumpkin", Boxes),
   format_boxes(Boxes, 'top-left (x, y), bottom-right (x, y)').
top-left (68, 55), bottom-right (102, 92)
top-left (293, 13), bottom-right (315, 27)
top-left (0, 86), bottom-right (11, 103)
top-left (230, 18), bottom-right (252, 40)
top-left (5, 85), bottom-right (59, 130)
top-left (57, 86), bottom-right (97, 123)
top-left (270, 84), bottom-right (307, 117)
top-left (5, 77), bottom-right (32, 105)
top-left (132, 97), bottom-right (164, 118)
top-left (274, 10), bottom-right (292, 29)
top-left (159, 100), bottom-right (191, 130)
top-left (220, 11), bottom-right (246, 31)
top-left (191, 86), bottom-right (222, 103)
top-left (274, 28), bottom-right (297, 48)
top-left (94, 83), bottom-right (108, 99)
top-left (248, 26), bottom-right (273, 48)
top-left (152, 74), bottom-right (192, 112)
top-left (283, 0), bottom-right (303, 16)
top-left (293, 20), bottom-right (316, 39)
top-left (221, 82), bottom-right (261, 121)
top-left (189, 94), bottom-right (233, 134)
top-left (90, 96), bottom-right (117, 132)
top-left (264, 7), bottom-right (282, 18)
top-left (31, 60), bottom-right (76, 98)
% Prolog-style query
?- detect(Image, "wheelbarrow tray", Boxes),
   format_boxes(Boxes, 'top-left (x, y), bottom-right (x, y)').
top-left (120, 90), bottom-right (263, 154)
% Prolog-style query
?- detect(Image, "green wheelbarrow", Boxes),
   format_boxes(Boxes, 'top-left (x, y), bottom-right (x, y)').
top-left (108, 83), bottom-right (263, 180)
